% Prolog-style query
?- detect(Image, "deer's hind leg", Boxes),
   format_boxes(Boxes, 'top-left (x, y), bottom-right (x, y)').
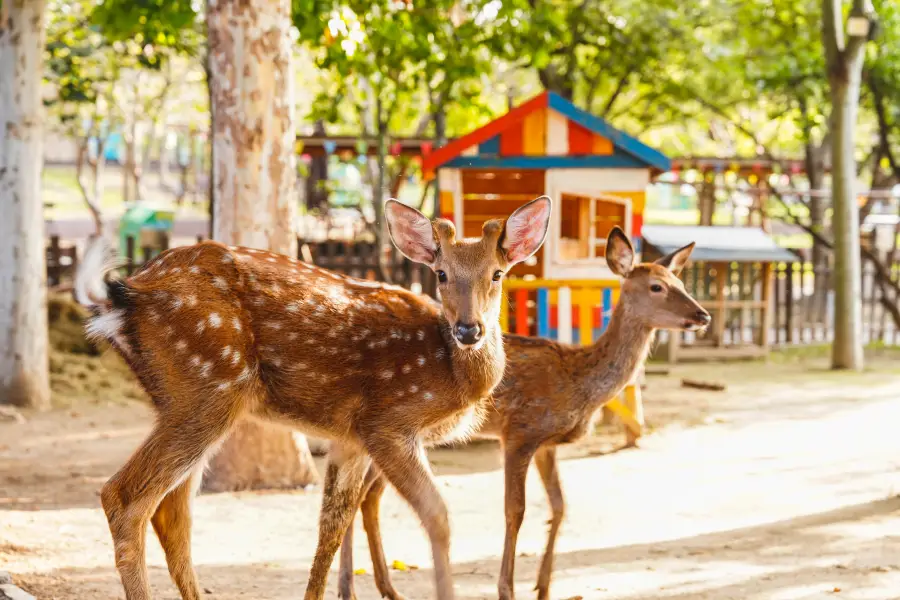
top-left (305, 441), bottom-right (370, 600)
top-left (150, 461), bottom-right (207, 600)
top-left (101, 395), bottom-right (240, 600)
top-left (533, 445), bottom-right (564, 600)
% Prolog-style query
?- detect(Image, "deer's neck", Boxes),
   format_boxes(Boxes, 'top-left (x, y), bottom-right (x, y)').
top-left (440, 319), bottom-right (506, 401)
top-left (579, 303), bottom-right (655, 405)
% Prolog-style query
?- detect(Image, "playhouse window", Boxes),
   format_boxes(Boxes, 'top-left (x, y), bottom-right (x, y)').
top-left (558, 193), bottom-right (627, 261)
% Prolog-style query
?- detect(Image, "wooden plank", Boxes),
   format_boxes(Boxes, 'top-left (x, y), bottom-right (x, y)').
top-left (606, 397), bottom-right (642, 441)
top-left (567, 120), bottom-right (593, 154)
top-left (557, 286), bottom-right (573, 343)
top-left (546, 109), bottom-right (568, 155)
top-left (592, 134), bottom-right (613, 155)
top-left (478, 135), bottom-right (500, 155)
top-left (515, 288), bottom-right (530, 335)
top-left (601, 288), bottom-right (613, 332)
top-left (500, 124), bottom-right (523, 156)
top-left (537, 288), bottom-right (550, 338)
top-left (505, 278), bottom-right (621, 291)
top-left (714, 263), bottom-right (727, 347)
top-left (623, 384), bottom-right (643, 446)
top-left (424, 91), bottom-right (548, 170)
top-left (577, 289), bottom-right (594, 346)
top-left (522, 108), bottom-right (547, 155)
top-left (759, 262), bottom-right (772, 350)
top-left (461, 169), bottom-right (545, 195)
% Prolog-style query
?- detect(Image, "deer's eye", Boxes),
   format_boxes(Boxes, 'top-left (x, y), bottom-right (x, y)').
top-left (650, 283), bottom-right (664, 293)
top-left (492, 270), bottom-right (503, 282)
top-left (436, 270), bottom-right (448, 283)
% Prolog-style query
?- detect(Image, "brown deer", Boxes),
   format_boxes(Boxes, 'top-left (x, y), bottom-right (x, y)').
top-left (336, 227), bottom-right (710, 600)
top-left (73, 197), bottom-right (552, 600)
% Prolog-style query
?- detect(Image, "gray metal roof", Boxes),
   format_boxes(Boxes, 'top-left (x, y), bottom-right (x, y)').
top-left (641, 225), bottom-right (798, 263)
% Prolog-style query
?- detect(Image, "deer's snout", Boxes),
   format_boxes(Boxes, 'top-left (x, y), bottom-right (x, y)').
top-left (453, 321), bottom-right (484, 346)
top-left (685, 307), bottom-right (711, 331)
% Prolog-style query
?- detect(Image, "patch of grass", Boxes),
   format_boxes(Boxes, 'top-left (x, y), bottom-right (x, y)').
top-left (47, 294), bottom-right (146, 408)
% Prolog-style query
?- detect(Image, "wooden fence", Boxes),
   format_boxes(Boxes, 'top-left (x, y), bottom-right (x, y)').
top-left (45, 235), bottom-right (900, 349)
top-left (673, 252), bottom-right (900, 351)
top-left (46, 234), bottom-right (435, 296)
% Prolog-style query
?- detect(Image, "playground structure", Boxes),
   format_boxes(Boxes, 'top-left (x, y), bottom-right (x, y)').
top-left (421, 91), bottom-right (672, 443)
top-left (422, 91), bottom-right (670, 280)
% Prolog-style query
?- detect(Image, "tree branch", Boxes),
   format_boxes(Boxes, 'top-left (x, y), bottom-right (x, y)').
top-left (821, 0), bottom-right (844, 69)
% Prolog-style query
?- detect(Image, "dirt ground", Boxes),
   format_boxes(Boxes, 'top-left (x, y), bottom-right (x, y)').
top-left (3, 347), bottom-right (900, 600)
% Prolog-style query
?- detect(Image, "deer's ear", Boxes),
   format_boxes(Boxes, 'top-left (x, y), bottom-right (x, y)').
top-left (501, 196), bottom-right (552, 265)
top-left (654, 242), bottom-right (695, 276)
top-left (385, 199), bottom-right (438, 265)
top-left (606, 227), bottom-right (635, 277)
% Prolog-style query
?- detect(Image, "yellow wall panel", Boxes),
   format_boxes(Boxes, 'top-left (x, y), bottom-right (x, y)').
top-left (522, 108), bottom-right (547, 156)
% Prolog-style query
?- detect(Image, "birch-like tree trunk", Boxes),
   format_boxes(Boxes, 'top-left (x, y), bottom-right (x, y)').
top-left (822, 0), bottom-right (873, 370)
top-left (0, 0), bottom-right (51, 409)
top-left (203, 0), bottom-right (318, 491)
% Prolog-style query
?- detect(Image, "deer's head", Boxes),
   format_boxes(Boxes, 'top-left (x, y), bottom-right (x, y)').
top-left (606, 227), bottom-right (710, 331)
top-left (386, 197), bottom-right (551, 349)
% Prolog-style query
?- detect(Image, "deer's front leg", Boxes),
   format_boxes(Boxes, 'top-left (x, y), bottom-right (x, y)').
top-left (305, 442), bottom-right (370, 600)
top-left (363, 433), bottom-right (454, 600)
top-left (498, 440), bottom-right (539, 600)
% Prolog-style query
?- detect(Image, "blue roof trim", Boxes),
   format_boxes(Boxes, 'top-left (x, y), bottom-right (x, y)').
top-left (478, 135), bottom-right (500, 155)
top-left (444, 153), bottom-right (647, 170)
top-left (546, 92), bottom-right (671, 172)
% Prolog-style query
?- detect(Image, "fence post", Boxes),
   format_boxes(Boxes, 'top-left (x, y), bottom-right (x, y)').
top-left (125, 236), bottom-right (136, 276)
top-left (785, 262), bottom-right (795, 344)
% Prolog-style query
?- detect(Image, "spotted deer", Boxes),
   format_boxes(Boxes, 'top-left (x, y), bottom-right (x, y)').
top-left (74, 197), bottom-right (552, 600)
top-left (336, 227), bottom-right (710, 600)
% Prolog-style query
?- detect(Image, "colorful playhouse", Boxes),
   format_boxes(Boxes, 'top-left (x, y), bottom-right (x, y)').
top-left (423, 91), bottom-right (671, 444)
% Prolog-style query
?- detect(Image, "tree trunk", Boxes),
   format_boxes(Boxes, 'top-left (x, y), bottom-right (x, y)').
top-left (0, 0), bottom-right (51, 409)
top-left (824, 13), bottom-right (866, 370)
top-left (204, 0), bottom-right (318, 491)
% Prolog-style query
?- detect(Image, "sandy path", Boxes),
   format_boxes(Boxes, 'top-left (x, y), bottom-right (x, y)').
top-left (3, 361), bottom-right (900, 600)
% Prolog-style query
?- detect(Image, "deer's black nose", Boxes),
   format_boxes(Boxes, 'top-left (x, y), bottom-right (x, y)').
top-left (453, 322), bottom-right (483, 345)
top-left (695, 310), bottom-right (711, 325)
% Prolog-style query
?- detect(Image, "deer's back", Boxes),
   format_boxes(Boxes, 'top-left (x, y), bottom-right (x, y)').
top-left (112, 241), bottom-right (488, 440)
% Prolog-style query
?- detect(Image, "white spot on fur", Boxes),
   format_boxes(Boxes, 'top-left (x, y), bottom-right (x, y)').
top-left (266, 257), bottom-right (277, 263)
top-left (190, 355), bottom-right (201, 367)
top-left (176, 340), bottom-right (188, 353)
top-left (165, 325), bottom-right (174, 338)
top-left (286, 302), bottom-right (299, 312)
top-left (221, 253), bottom-right (234, 264)
top-left (423, 392), bottom-right (433, 400)
top-left (212, 276), bottom-right (228, 291)
top-left (208, 313), bottom-right (222, 328)
top-left (196, 321), bottom-right (206, 335)
top-left (252, 297), bottom-right (265, 306)
top-left (236, 366), bottom-right (251, 381)
top-left (270, 357), bottom-right (282, 368)
top-left (296, 362), bottom-right (308, 369)
top-left (221, 346), bottom-right (232, 360)
top-left (434, 348), bottom-right (446, 360)
top-left (231, 351), bottom-right (241, 366)
top-left (186, 294), bottom-right (198, 307)
top-left (232, 317), bottom-right (242, 331)
top-left (409, 385), bottom-right (419, 393)
top-left (216, 381), bottom-right (231, 391)
top-left (189, 266), bottom-right (201, 274)
top-left (171, 297), bottom-right (183, 310)
top-left (417, 329), bottom-right (426, 340)
top-left (402, 364), bottom-right (412, 374)
top-left (287, 332), bottom-right (298, 341)
top-left (171, 267), bottom-right (182, 274)
top-left (417, 355), bottom-right (426, 366)
top-left (200, 361), bottom-right (213, 378)
top-left (266, 322), bottom-right (282, 330)
top-left (380, 370), bottom-right (393, 380)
